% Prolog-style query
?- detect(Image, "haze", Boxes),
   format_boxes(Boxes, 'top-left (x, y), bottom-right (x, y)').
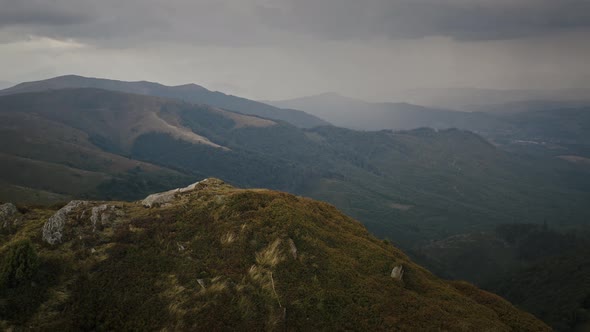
top-left (1, 0), bottom-right (590, 101)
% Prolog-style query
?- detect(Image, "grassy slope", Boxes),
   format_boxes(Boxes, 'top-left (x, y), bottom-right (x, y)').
top-left (0, 179), bottom-right (548, 331)
top-left (411, 223), bottom-right (590, 330)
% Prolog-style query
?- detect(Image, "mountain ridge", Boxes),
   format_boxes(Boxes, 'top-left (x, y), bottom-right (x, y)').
top-left (0, 75), bottom-right (329, 128)
top-left (265, 92), bottom-right (473, 131)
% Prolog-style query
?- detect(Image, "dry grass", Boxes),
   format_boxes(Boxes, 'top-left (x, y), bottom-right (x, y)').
top-left (212, 107), bottom-right (276, 128)
top-left (220, 231), bottom-right (236, 245)
top-left (255, 239), bottom-right (284, 268)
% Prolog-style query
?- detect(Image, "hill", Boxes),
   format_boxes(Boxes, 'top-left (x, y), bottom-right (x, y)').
top-left (1, 88), bottom-right (590, 251)
top-left (485, 108), bottom-right (590, 158)
top-left (0, 88), bottom-right (278, 202)
top-left (265, 92), bottom-right (474, 131)
top-left (0, 75), bottom-right (329, 128)
top-left (397, 87), bottom-right (590, 111)
top-left (268, 93), bottom-right (590, 159)
top-left (0, 179), bottom-right (549, 331)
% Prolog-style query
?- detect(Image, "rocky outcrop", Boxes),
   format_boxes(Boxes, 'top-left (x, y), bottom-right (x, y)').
top-left (42, 200), bottom-right (88, 244)
top-left (142, 179), bottom-right (212, 207)
top-left (42, 201), bottom-right (124, 242)
top-left (90, 204), bottom-right (123, 231)
top-left (391, 265), bottom-right (404, 281)
top-left (0, 203), bottom-right (19, 229)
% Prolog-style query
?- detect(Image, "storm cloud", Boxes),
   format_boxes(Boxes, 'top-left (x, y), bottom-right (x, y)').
top-left (1, 0), bottom-right (590, 100)
top-left (3, 0), bottom-right (590, 43)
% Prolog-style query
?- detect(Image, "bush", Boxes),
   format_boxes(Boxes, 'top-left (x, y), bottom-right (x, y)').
top-left (0, 239), bottom-right (39, 289)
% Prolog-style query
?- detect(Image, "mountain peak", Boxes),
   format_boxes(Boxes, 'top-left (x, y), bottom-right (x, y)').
top-left (172, 83), bottom-right (207, 90)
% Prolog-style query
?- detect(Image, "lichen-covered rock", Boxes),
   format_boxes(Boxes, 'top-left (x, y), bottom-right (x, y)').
top-left (0, 202), bottom-right (19, 228)
top-left (90, 204), bottom-right (123, 231)
top-left (391, 265), bottom-right (404, 281)
top-left (141, 188), bottom-right (180, 208)
top-left (42, 200), bottom-right (88, 244)
top-left (142, 179), bottom-right (208, 207)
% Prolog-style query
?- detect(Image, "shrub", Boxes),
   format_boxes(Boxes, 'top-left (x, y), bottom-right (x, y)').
top-left (0, 239), bottom-right (40, 289)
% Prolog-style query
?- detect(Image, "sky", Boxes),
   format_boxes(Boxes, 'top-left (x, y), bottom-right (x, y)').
top-left (1, 0), bottom-right (590, 101)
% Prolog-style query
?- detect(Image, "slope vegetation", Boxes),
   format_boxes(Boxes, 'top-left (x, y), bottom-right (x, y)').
top-left (0, 179), bottom-right (549, 331)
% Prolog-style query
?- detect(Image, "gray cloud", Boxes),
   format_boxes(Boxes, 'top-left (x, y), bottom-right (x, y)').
top-left (1, 0), bottom-right (590, 46)
top-left (0, 0), bottom-right (92, 27)
top-left (262, 0), bottom-right (590, 41)
top-left (1, 0), bottom-right (590, 100)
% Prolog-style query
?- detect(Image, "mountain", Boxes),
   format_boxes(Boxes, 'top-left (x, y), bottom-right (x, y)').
top-left (267, 93), bottom-right (590, 160)
top-left (0, 88), bottom-right (278, 202)
top-left (0, 179), bottom-right (549, 331)
top-left (472, 100), bottom-right (590, 114)
top-left (397, 87), bottom-right (590, 111)
top-left (2, 88), bottom-right (590, 252)
top-left (265, 92), bottom-right (472, 131)
top-left (0, 75), bottom-right (329, 128)
top-left (0, 81), bottom-right (13, 90)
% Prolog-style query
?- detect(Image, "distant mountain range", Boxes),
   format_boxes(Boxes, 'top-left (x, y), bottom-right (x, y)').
top-left (267, 92), bottom-right (590, 158)
top-left (0, 75), bottom-right (329, 128)
top-left (264, 92), bottom-right (464, 131)
top-left (396, 87), bottom-right (590, 111)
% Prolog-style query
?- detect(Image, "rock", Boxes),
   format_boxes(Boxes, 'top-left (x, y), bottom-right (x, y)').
top-left (391, 265), bottom-right (404, 281)
top-left (0, 203), bottom-right (19, 229)
top-left (177, 242), bottom-right (185, 251)
top-left (142, 180), bottom-right (206, 207)
top-left (42, 200), bottom-right (88, 244)
top-left (288, 238), bottom-right (298, 259)
top-left (90, 204), bottom-right (122, 231)
top-left (141, 188), bottom-right (180, 208)
top-left (197, 279), bottom-right (206, 289)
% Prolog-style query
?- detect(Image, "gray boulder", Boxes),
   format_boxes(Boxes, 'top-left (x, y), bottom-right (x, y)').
top-left (391, 265), bottom-right (404, 281)
top-left (90, 204), bottom-right (123, 231)
top-left (0, 203), bottom-right (19, 229)
top-left (142, 180), bottom-right (205, 208)
top-left (42, 200), bottom-right (88, 244)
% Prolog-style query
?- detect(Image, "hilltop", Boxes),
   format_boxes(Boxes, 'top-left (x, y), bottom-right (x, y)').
top-left (0, 179), bottom-right (548, 331)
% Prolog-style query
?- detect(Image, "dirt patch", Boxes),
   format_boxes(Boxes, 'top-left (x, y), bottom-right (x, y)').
top-left (213, 108), bottom-right (276, 128)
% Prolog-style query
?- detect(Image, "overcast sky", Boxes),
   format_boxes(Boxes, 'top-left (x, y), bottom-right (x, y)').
top-left (1, 0), bottom-right (590, 101)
